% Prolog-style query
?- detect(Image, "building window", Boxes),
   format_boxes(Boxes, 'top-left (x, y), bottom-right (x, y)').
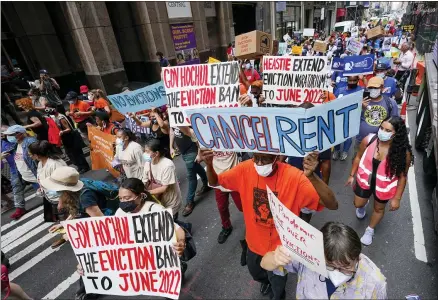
top-left (275, 3), bottom-right (301, 40)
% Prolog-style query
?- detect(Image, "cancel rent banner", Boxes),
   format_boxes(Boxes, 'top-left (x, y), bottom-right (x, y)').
top-left (262, 56), bottom-right (329, 106)
top-left (187, 90), bottom-right (363, 157)
top-left (63, 211), bottom-right (181, 299)
top-left (163, 61), bottom-right (240, 127)
top-left (267, 186), bottom-right (327, 277)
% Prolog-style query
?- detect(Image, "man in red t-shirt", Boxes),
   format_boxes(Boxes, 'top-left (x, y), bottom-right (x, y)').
top-left (200, 150), bottom-right (338, 299)
top-left (243, 59), bottom-right (261, 84)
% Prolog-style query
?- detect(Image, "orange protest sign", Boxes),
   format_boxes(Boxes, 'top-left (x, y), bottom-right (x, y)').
top-left (88, 126), bottom-right (119, 177)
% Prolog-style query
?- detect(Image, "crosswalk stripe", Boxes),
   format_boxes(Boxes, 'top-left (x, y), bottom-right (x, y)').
top-left (9, 232), bottom-right (56, 264)
top-left (42, 272), bottom-right (79, 300)
top-left (9, 245), bottom-right (64, 281)
top-left (1, 206), bottom-right (43, 233)
top-left (1, 215), bottom-right (44, 244)
top-left (2, 220), bottom-right (50, 250)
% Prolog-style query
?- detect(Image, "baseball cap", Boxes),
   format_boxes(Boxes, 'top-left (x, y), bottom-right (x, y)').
top-left (39, 69), bottom-right (49, 75)
top-left (79, 85), bottom-right (89, 94)
top-left (65, 91), bottom-right (78, 101)
top-left (376, 61), bottom-right (390, 70)
top-left (3, 125), bottom-right (26, 135)
top-left (367, 77), bottom-right (384, 88)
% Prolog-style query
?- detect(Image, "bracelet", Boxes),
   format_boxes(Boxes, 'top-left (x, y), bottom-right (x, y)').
top-left (350, 174), bottom-right (355, 177)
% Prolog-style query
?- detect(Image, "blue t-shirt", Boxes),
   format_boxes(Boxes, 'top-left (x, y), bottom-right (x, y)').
top-left (332, 71), bottom-right (348, 96)
top-left (382, 76), bottom-right (398, 98)
top-left (287, 149), bottom-right (331, 178)
top-left (357, 96), bottom-right (399, 143)
top-left (160, 58), bottom-right (169, 67)
top-left (78, 189), bottom-right (107, 218)
top-left (335, 85), bottom-right (364, 98)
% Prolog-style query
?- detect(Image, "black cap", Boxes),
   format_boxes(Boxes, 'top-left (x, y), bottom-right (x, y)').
top-left (39, 69), bottom-right (48, 75)
top-left (65, 91), bottom-right (78, 101)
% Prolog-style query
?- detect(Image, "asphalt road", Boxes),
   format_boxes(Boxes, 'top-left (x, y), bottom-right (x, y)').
top-left (1, 99), bottom-right (438, 299)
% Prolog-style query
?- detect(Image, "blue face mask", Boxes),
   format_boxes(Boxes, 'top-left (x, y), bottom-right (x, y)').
top-left (143, 153), bottom-right (152, 162)
top-left (7, 136), bottom-right (17, 143)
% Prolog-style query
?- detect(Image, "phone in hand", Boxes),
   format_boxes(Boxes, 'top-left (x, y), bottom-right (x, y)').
top-left (363, 90), bottom-right (370, 99)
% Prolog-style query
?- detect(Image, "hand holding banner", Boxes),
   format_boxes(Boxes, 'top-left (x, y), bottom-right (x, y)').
top-left (186, 90), bottom-right (363, 157)
top-left (266, 186), bottom-right (327, 277)
top-left (63, 211), bottom-right (181, 299)
top-left (107, 82), bottom-right (167, 114)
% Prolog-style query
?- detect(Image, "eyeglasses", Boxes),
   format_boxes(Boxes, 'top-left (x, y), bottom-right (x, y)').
top-left (326, 262), bottom-right (358, 276)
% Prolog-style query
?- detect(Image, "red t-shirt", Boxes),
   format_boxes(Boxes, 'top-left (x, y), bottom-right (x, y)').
top-left (244, 68), bottom-right (261, 84)
top-left (218, 160), bottom-right (322, 256)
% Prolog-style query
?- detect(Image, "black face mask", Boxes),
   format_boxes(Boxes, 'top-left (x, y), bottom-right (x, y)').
top-left (348, 83), bottom-right (358, 89)
top-left (152, 119), bottom-right (158, 125)
top-left (119, 200), bottom-right (138, 213)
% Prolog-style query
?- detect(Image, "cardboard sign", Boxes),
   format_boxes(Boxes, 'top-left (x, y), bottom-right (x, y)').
top-left (186, 90), bottom-right (363, 157)
top-left (346, 39), bottom-right (363, 55)
top-left (88, 126), bottom-right (119, 177)
top-left (208, 57), bottom-right (221, 64)
top-left (162, 61), bottom-right (240, 126)
top-left (313, 41), bottom-right (327, 53)
top-left (266, 186), bottom-right (327, 277)
top-left (235, 30), bottom-right (272, 59)
top-left (366, 26), bottom-right (384, 39)
top-left (331, 57), bottom-right (345, 72)
top-left (107, 82), bottom-right (166, 114)
top-left (292, 46), bottom-right (303, 55)
top-left (262, 56), bottom-right (330, 106)
top-left (382, 37), bottom-right (392, 51)
top-left (63, 211), bottom-right (181, 298)
top-left (343, 54), bottom-right (375, 76)
top-left (303, 28), bottom-right (315, 37)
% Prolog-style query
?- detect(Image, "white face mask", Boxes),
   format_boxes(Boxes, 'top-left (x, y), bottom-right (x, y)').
top-left (88, 94), bottom-right (94, 101)
top-left (115, 138), bottom-right (124, 146)
top-left (376, 72), bottom-right (386, 78)
top-left (377, 128), bottom-right (393, 142)
top-left (254, 163), bottom-right (274, 177)
top-left (245, 63), bottom-right (251, 70)
top-left (369, 89), bottom-right (381, 99)
top-left (327, 269), bottom-right (353, 287)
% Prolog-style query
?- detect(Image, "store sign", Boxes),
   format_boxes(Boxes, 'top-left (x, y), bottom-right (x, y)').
top-left (166, 2), bottom-right (192, 19)
top-left (204, 2), bottom-right (216, 17)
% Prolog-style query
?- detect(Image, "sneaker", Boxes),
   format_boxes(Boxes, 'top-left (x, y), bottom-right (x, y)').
top-left (217, 226), bottom-right (233, 244)
top-left (182, 202), bottom-right (195, 217)
top-left (260, 282), bottom-right (272, 296)
top-left (355, 200), bottom-right (369, 219)
top-left (332, 150), bottom-right (340, 160)
top-left (196, 185), bottom-right (212, 196)
top-left (360, 227), bottom-right (375, 246)
top-left (340, 151), bottom-right (348, 161)
top-left (51, 238), bottom-right (67, 249)
top-left (10, 208), bottom-right (26, 220)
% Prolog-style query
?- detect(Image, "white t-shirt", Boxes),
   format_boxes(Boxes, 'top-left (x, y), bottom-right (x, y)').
top-left (37, 158), bottom-right (67, 203)
top-left (117, 141), bottom-right (144, 179)
top-left (15, 145), bottom-right (37, 183)
top-left (142, 158), bottom-right (182, 216)
top-left (212, 152), bottom-right (239, 192)
top-left (398, 50), bottom-right (414, 71)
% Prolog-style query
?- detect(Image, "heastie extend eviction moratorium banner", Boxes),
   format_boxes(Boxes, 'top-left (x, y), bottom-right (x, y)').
top-left (267, 186), bottom-right (327, 277)
top-left (63, 211), bottom-right (181, 299)
top-left (107, 82), bottom-right (167, 114)
top-left (162, 61), bottom-right (240, 127)
top-left (262, 56), bottom-right (330, 106)
top-left (186, 90), bottom-right (363, 157)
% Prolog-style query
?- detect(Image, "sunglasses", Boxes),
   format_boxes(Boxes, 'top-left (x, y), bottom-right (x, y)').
top-left (45, 108), bottom-right (55, 113)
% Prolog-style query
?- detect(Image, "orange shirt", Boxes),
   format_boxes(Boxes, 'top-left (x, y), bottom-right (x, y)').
top-left (69, 100), bottom-right (90, 123)
top-left (94, 98), bottom-right (110, 110)
top-left (101, 123), bottom-right (118, 135)
top-left (322, 91), bottom-right (336, 103)
top-left (218, 160), bottom-right (321, 256)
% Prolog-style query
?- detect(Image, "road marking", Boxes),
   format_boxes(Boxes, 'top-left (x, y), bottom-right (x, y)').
top-left (406, 111), bottom-right (428, 262)
top-left (9, 245), bottom-right (64, 281)
top-left (1, 215), bottom-right (44, 245)
top-left (42, 272), bottom-right (79, 300)
top-left (3, 222), bottom-right (52, 252)
top-left (8, 232), bottom-right (56, 264)
top-left (1, 206), bottom-right (43, 233)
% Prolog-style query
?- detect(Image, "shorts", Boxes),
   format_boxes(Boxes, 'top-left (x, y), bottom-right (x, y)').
top-left (354, 183), bottom-right (389, 204)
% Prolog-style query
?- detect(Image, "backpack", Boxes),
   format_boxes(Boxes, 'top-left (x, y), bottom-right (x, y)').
top-left (80, 178), bottom-right (119, 201)
top-left (46, 117), bottom-right (62, 147)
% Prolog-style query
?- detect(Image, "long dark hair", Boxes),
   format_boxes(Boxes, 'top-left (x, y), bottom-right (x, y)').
top-left (145, 138), bottom-right (167, 158)
top-left (119, 128), bottom-right (137, 142)
top-left (379, 116), bottom-right (414, 177)
top-left (120, 178), bottom-right (155, 203)
top-left (28, 140), bottom-right (62, 160)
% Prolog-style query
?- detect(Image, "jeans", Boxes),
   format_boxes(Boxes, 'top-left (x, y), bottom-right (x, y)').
top-left (214, 189), bottom-right (243, 229)
top-left (11, 174), bottom-right (39, 208)
top-left (247, 248), bottom-right (287, 300)
top-left (334, 138), bottom-right (353, 152)
top-left (182, 151), bottom-right (208, 204)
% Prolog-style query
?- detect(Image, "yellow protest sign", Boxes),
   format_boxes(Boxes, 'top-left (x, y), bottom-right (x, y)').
top-left (208, 57), bottom-right (221, 63)
top-left (292, 46), bottom-right (302, 55)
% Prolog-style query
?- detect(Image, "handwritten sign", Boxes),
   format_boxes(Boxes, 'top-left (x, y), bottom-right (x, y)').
top-left (107, 82), bottom-right (167, 114)
top-left (186, 90), bottom-right (363, 157)
top-left (292, 46), bottom-right (303, 55)
top-left (303, 28), bottom-right (315, 37)
top-left (63, 211), bottom-right (181, 298)
top-left (162, 61), bottom-right (240, 127)
top-left (262, 56), bottom-right (329, 106)
top-left (346, 39), bottom-right (363, 55)
top-left (88, 126), bottom-right (119, 177)
top-left (266, 186), bottom-right (327, 277)
top-left (382, 37), bottom-right (392, 52)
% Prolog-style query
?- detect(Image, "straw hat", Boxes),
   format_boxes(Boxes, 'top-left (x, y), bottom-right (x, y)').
top-left (40, 166), bottom-right (84, 192)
